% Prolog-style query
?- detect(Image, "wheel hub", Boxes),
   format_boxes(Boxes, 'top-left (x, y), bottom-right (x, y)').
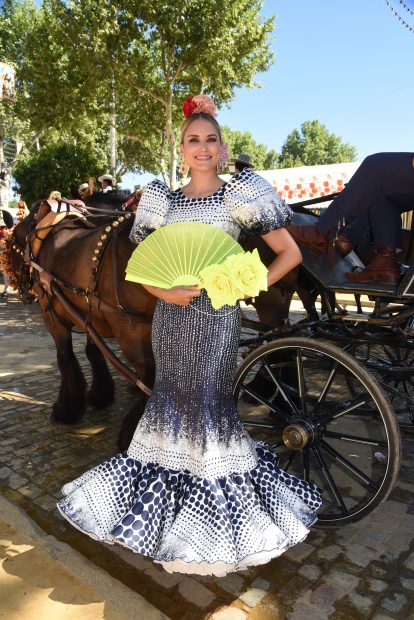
top-left (282, 420), bottom-right (315, 450)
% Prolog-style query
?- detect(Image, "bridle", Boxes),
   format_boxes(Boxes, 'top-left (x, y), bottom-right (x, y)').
top-left (8, 224), bottom-right (36, 301)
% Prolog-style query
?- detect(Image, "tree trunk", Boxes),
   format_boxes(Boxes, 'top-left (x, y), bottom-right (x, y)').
top-left (109, 91), bottom-right (116, 177)
top-left (165, 89), bottom-right (177, 190)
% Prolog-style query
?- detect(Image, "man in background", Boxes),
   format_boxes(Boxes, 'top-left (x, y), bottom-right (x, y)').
top-left (98, 174), bottom-right (116, 193)
top-left (231, 153), bottom-right (254, 174)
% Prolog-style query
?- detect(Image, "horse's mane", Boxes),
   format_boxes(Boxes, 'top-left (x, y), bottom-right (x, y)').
top-left (84, 191), bottom-right (130, 208)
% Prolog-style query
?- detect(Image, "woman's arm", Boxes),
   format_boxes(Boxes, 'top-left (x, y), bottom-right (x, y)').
top-left (261, 228), bottom-right (302, 287)
top-left (142, 284), bottom-right (201, 307)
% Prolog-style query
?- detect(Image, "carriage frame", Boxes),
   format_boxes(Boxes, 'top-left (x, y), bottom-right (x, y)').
top-left (234, 200), bottom-right (414, 526)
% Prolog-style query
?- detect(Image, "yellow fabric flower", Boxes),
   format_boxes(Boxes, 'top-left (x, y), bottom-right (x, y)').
top-left (199, 263), bottom-right (242, 309)
top-left (224, 249), bottom-right (268, 297)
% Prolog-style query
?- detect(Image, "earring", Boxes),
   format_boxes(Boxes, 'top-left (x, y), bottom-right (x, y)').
top-left (180, 159), bottom-right (189, 176)
top-left (217, 143), bottom-right (228, 173)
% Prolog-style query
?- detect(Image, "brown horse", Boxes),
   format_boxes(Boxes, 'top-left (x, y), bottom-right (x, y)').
top-left (9, 196), bottom-right (156, 448)
top-left (8, 195), bottom-right (301, 448)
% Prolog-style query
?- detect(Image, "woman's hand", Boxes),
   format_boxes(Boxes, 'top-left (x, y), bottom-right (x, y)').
top-left (142, 284), bottom-right (201, 306)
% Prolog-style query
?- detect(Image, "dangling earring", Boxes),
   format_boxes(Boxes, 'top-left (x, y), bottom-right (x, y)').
top-left (180, 158), bottom-right (189, 177)
top-left (217, 143), bottom-right (229, 173)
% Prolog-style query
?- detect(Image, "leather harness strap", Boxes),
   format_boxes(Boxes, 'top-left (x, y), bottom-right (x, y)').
top-left (26, 214), bottom-right (153, 396)
top-left (49, 279), bottom-right (152, 396)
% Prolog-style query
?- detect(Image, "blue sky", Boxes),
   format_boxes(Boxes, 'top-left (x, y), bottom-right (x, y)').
top-left (125, 0), bottom-right (414, 188)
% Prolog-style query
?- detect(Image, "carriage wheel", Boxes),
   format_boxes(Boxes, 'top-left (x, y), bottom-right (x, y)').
top-left (344, 336), bottom-right (414, 431)
top-left (234, 337), bottom-right (401, 526)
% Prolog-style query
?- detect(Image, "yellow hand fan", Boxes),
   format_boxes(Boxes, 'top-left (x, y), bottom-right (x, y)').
top-left (125, 222), bottom-right (243, 288)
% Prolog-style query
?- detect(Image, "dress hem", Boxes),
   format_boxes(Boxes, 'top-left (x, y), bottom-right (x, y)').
top-left (57, 501), bottom-right (315, 577)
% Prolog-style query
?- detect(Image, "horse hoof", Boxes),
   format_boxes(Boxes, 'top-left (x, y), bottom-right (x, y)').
top-left (86, 387), bottom-right (115, 409)
top-left (51, 404), bottom-right (85, 425)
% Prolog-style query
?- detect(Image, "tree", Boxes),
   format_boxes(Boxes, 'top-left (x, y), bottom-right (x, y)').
top-left (13, 143), bottom-right (106, 204)
top-left (278, 120), bottom-right (357, 168)
top-left (221, 126), bottom-right (279, 171)
top-left (18, 0), bottom-right (275, 187)
top-left (0, 1), bottom-right (111, 173)
top-left (0, 1), bottom-right (50, 166)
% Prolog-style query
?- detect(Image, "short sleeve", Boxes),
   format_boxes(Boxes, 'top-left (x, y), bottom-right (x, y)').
top-left (224, 168), bottom-right (293, 236)
top-left (129, 180), bottom-right (170, 244)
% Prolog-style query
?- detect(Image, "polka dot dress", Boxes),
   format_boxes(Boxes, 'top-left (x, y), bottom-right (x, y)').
top-left (58, 170), bottom-right (322, 577)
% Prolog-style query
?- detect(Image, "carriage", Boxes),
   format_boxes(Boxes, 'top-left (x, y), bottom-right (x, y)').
top-left (234, 202), bottom-right (414, 527)
top-left (5, 192), bottom-right (414, 529)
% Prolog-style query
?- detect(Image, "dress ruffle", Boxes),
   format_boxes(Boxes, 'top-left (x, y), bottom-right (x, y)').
top-left (58, 443), bottom-right (322, 577)
top-left (224, 168), bottom-right (294, 237)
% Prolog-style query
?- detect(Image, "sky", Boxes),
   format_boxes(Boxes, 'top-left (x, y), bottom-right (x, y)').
top-left (124, 0), bottom-right (414, 188)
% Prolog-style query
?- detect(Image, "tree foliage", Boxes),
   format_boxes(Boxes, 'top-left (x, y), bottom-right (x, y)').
top-left (12, 143), bottom-right (105, 204)
top-left (278, 120), bottom-right (357, 168)
top-left (221, 126), bottom-right (279, 171)
top-left (0, 1), bottom-right (40, 166)
top-left (11, 0), bottom-right (275, 186)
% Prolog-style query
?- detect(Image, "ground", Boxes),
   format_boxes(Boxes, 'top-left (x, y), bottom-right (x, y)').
top-left (1, 290), bottom-right (414, 620)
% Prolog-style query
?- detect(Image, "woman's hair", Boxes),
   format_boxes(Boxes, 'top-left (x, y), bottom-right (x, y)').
top-left (180, 112), bottom-right (222, 143)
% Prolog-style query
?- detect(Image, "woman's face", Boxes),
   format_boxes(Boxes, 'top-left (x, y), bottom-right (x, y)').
top-left (180, 118), bottom-right (221, 173)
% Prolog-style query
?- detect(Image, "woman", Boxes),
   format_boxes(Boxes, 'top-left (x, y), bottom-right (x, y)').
top-left (57, 96), bottom-right (322, 576)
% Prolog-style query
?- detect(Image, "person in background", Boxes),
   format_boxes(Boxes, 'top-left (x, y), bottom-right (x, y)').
top-left (0, 223), bottom-right (10, 298)
top-left (78, 178), bottom-right (98, 199)
top-left (288, 152), bottom-right (414, 284)
top-left (16, 201), bottom-right (29, 222)
top-left (78, 182), bottom-right (90, 199)
top-left (98, 174), bottom-right (116, 193)
top-left (233, 153), bottom-right (254, 174)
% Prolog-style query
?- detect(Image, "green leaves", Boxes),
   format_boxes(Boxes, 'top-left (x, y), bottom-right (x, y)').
top-left (279, 120), bottom-right (357, 168)
top-left (12, 143), bottom-right (106, 204)
top-left (221, 126), bottom-right (279, 171)
top-left (3, 0), bottom-right (275, 187)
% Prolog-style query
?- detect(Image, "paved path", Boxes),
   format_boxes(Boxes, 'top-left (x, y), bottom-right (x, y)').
top-left (0, 493), bottom-right (169, 620)
top-left (1, 291), bottom-right (414, 619)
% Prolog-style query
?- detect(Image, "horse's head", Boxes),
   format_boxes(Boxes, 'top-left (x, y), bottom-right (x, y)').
top-left (5, 205), bottom-right (38, 304)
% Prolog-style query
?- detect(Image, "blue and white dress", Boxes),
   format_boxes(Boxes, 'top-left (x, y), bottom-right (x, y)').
top-left (57, 168), bottom-right (322, 576)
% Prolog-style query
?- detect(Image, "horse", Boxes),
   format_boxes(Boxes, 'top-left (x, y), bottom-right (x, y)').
top-left (7, 194), bottom-right (156, 449)
top-left (7, 193), bottom-right (303, 448)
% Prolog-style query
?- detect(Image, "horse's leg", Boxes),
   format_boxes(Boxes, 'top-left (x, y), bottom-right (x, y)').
top-left (111, 324), bottom-right (155, 451)
top-left (85, 338), bottom-right (115, 408)
top-left (117, 391), bottom-right (148, 451)
top-left (50, 324), bottom-right (87, 424)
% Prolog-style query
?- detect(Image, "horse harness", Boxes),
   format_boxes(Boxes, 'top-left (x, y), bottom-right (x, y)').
top-left (10, 201), bottom-right (153, 395)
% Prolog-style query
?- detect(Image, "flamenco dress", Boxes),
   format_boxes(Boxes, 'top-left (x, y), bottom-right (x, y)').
top-left (57, 168), bottom-right (322, 576)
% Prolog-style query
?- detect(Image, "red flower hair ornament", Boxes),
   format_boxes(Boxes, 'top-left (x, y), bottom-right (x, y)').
top-left (182, 94), bottom-right (218, 118)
